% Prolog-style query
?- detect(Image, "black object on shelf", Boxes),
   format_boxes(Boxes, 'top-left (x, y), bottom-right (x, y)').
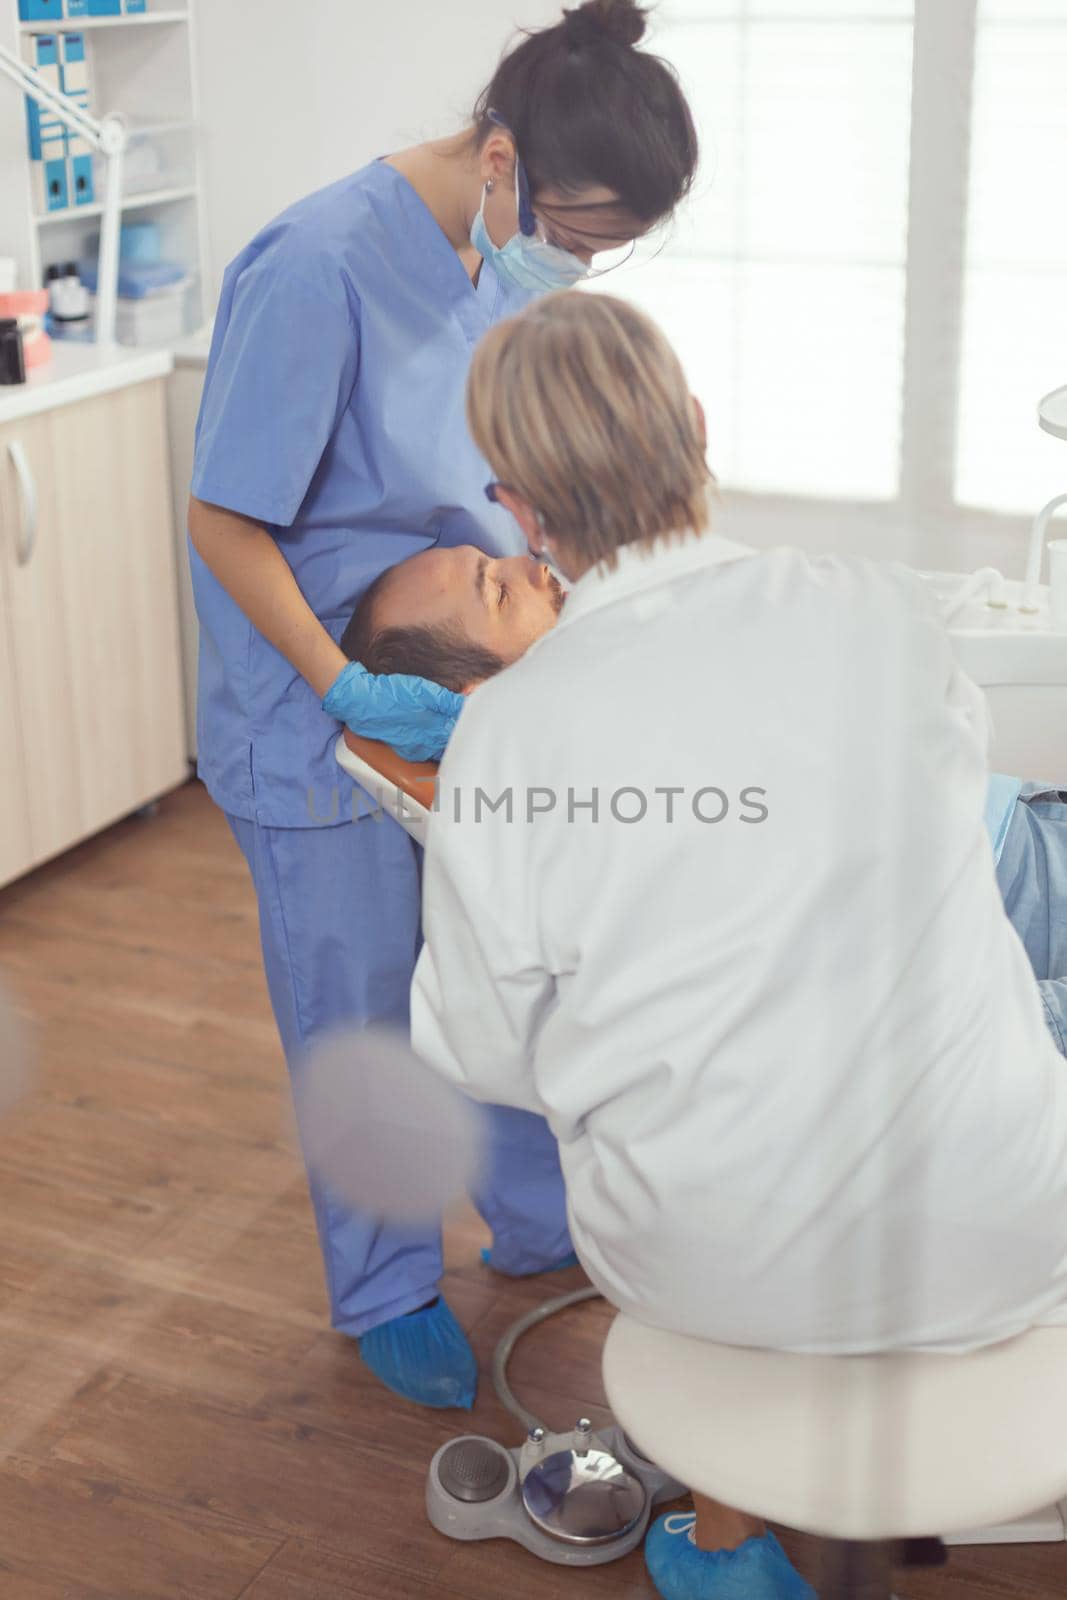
top-left (0, 320), bottom-right (27, 387)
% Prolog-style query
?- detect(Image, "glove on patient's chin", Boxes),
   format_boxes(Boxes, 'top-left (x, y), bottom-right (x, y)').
top-left (323, 660), bottom-right (463, 762)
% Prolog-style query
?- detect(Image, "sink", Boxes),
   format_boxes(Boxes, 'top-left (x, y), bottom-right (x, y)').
top-left (922, 571), bottom-right (1067, 781)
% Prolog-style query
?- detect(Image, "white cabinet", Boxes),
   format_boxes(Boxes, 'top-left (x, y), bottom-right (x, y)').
top-left (166, 341), bottom-right (208, 760)
top-left (0, 493), bottom-right (31, 887)
top-left (0, 377), bottom-right (187, 888)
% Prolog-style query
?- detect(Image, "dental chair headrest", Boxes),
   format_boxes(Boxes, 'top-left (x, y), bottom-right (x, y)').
top-left (341, 729), bottom-right (439, 812)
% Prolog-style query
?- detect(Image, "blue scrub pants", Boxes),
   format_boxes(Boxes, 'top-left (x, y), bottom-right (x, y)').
top-left (996, 784), bottom-right (1067, 1056)
top-left (226, 809), bottom-right (572, 1338)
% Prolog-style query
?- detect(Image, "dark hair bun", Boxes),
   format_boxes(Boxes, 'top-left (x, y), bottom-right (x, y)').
top-left (472, 0), bottom-right (696, 230)
top-left (563, 0), bottom-right (648, 49)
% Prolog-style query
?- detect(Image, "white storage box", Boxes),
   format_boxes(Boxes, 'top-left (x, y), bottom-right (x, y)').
top-left (115, 278), bottom-right (191, 347)
top-left (91, 278), bottom-right (192, 348)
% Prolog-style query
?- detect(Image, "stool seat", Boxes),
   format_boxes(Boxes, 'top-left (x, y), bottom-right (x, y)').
top-left (603, 1315), bottom-right (1067, 1541)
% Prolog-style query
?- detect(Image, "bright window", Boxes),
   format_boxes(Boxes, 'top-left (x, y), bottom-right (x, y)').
top-left (592, 1), bottom-right (914, 501)
top-left (955, 1), bottom-right (1067, 514)
top-left (589, 0), bottom-right (1067, 541)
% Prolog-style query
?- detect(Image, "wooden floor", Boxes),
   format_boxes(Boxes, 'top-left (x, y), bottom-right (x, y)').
top-left (0, 781), bottom-right (1064, 1600)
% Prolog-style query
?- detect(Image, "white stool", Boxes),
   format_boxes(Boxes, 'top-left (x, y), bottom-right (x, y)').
top-left (603, 1316), bottom-right (1067, 1598)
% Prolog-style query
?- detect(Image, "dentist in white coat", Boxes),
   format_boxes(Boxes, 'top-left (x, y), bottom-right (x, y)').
top-left (409, 291), bottom-right (1067, 1600)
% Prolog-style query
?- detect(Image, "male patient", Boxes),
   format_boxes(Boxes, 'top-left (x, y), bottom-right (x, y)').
top-left (341, 545), bottom-right (564, 691)
top-left (342, 544), bottom-right (1067, 1057)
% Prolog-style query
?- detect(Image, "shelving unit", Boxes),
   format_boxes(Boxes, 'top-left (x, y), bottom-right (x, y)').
top-left (17, 11), bottom-right (189, 32)
top-left (36, 183), bottom-right (197, 225)
top-left (0, 0), bottom-right (209, 342)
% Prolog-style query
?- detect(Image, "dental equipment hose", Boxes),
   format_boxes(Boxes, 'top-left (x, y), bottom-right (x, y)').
top-left (492, 1286), bottom-right (603, 1433)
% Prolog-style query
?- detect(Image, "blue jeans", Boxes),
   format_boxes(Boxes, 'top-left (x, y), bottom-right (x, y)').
top-left (995, 784), bottom-right (1067, 1055)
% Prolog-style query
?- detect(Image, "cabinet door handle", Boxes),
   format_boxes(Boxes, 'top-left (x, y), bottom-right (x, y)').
top-left (7, 441), bottom-right (38, 567)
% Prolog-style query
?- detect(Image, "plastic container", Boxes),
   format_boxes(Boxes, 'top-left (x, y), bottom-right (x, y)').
top-left (80, 257), bottom-right (186, 299)
top-left (120, 221), bottom-right (162, 265)
top-left (101, 279), bottom-right (190, 347)
top-left (85, 222), bottom-right (164, 269)
top-left (45, 265), bottom-right (93, 343)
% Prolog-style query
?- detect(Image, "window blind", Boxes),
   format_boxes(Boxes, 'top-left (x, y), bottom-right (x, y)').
top-left (955, 0), bottom-right (1067, 515)
top-left (591, 0), bottom-right (914, 501)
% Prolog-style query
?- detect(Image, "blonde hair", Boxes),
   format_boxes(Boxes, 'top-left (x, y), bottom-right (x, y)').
top-left (466, 291), bottom-right (711, 569)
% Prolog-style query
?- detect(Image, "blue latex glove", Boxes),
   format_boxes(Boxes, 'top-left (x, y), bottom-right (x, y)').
top-left (323, 660), bottom-right (464, 762)
top-left (645, 1515), bottom-right (816, 1600)
top-left (358, 1297), bottom-right (477, 1409)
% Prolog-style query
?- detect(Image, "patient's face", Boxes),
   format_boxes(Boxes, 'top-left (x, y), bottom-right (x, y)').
top-left (375, 546), bottom-right (564, 667)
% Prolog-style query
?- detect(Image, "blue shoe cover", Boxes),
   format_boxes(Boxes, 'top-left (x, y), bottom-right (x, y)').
top-left (645, 1514), bottom-right (816, 1600)
top-left (480, 1246), bottom-right (581, 1275)
top-left (358, 1298), bottom-right (477, 1410)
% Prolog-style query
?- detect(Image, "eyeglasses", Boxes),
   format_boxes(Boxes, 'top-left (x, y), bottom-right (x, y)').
top-left (486, 108), bottom-right (639, 269)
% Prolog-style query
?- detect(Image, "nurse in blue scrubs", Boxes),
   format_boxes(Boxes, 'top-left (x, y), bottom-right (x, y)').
top-left (187, 0), bottom-right (698, 1408)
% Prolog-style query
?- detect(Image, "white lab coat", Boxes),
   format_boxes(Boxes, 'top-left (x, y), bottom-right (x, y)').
top-left (411, 533), bottom-right (1067, 1353)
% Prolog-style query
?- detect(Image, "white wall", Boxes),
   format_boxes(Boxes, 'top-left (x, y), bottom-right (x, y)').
top-left (195, 0), bottom-right (561, 301)
top-left (191, 2), bottom-right (1058, 580)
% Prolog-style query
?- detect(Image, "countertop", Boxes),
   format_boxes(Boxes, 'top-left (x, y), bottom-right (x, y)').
top-left (0, 340), bottom-right (175, 426)
top-left (171, 325), bottom-right (213, 369)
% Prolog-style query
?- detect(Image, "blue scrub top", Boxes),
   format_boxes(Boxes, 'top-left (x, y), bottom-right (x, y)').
top-left (190, 160), bottom-right (533, 827)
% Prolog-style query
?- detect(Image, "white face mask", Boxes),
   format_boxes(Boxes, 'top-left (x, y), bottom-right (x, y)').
top-left (469, 152), bottom-right (590, 295)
